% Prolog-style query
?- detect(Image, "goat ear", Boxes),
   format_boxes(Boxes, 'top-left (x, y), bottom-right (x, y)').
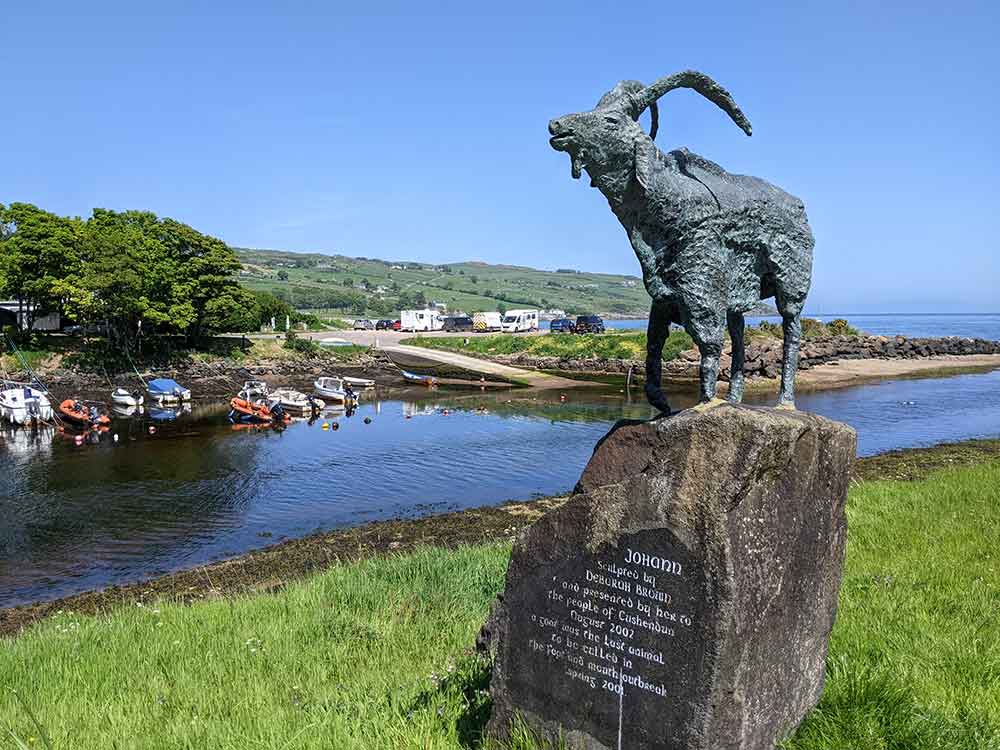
top-left (634, 139), bottom-right (654, 191)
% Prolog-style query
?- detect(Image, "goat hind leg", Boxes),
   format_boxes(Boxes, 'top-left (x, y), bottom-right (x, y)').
top-left (777, 306), bottom-right (803, 409)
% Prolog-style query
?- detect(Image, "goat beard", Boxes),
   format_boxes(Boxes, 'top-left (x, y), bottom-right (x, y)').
top-left (571, 153), bottom-right (584, 179)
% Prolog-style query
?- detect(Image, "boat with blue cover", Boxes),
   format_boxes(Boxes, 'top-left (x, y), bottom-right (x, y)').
top-left (146, 377), bottom-right (191, 404)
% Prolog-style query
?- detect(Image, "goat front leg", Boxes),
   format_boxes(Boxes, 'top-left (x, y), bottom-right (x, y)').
top-left (629, 226), bottom-right (672, 302)
top-left (644, 301), bottom-right (672, 414)
top-left (727, 310), bottom-right (746, 403)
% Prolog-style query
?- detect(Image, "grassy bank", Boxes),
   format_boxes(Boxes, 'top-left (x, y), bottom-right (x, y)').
top-left (404, 318), bottom-right (861, 364)
top-left (3, 458), bottom-right (1000, 748)
top-left (406, 330), bottom-right (694, 362)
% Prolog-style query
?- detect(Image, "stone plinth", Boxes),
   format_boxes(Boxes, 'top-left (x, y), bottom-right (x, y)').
top-left (482, 404), bottom-right (856, 750)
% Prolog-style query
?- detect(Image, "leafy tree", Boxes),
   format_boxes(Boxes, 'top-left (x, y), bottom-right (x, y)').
top-left (277, 269), bottom-right (289, 281)
top-left (342, 277), bottom-right (354, 287)
top-left (77, 209), bottom-right (247, 342)
top-left (0, 203), bottom-right (83, 333)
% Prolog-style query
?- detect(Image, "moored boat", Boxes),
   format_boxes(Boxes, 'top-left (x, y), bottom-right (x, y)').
top-left (401, 370), bottom-right (438, 387)
top-left (111, 387), bottom-right (144, 407)
top-left (313, 377), bottom-right (358, 404)
top-left (229, 394), bottom-right (291, 424)
top-left (269, 388), bottom-right (324, 415)
top-left (0, 385), bottom-right (54, 425)
top-left (147, 378), bottom-right (191, 404)
top-left (59, 399), bottom-right (111, 428)
top-left (341, 376), bottom-right (376, 389)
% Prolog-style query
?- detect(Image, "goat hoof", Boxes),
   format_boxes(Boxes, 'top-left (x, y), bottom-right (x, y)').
top-left (690, 397), bottom-right (727, 413)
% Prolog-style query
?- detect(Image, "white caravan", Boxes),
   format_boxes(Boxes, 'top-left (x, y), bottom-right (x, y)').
top-left (400, 309), bottom-right (444, 332)
top-left (501, 309), bottom-right (539, 333)
top-left (472, 311), bottom-right (503, 332)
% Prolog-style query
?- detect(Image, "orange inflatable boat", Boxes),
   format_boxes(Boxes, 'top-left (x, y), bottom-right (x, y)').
top-left (229, 396), bottom-right (291, 424)
top-left (59, 399), bottom-right (112, 428)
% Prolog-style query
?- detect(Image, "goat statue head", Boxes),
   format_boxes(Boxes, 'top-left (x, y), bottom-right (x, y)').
top-left (548, 70), bottom-right (753, 188)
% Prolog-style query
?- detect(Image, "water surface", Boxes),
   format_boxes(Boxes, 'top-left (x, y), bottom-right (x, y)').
top-left (2, 370), bottom-right (999, 607)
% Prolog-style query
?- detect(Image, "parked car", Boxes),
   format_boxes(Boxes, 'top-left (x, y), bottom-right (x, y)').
top-left (548, 318), bottom-right (576, 333)
top-left (442, 316), bottom-right (475, 332)
top-left (391, 320), bottom-right (401, 331)
top-left (375, 319), bottom-right (395, 330)
top-left (353, 319), bottom-right (375, 330)
top-left (574, 315), bottom-right (605, 334)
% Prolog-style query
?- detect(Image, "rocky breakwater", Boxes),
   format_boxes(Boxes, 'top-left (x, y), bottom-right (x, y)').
top-left (494, 334), bottom-right (1000, 382)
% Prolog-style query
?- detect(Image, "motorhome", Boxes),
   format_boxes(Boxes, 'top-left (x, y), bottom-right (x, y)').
top-left (472, 311), bottom-right (503, 332)
top-left (500, 309), bottom-right (539, 333)
top-left (400, 309), bottom-right (444, 332)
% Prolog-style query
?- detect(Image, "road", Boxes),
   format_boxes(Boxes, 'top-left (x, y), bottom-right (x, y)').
top-left (243, 327), bottom-right (551, 347)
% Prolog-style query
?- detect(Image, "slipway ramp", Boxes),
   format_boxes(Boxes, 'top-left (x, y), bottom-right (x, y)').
top-left (378, 344), bottom-right (591, 389)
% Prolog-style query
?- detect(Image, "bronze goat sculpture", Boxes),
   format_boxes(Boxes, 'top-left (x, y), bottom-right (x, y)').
top-left (549, 70), bottom-right (814, 412)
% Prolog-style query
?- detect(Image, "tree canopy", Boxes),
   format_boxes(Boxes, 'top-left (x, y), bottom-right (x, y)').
top-left (0, 204), bottom-right (257, 340)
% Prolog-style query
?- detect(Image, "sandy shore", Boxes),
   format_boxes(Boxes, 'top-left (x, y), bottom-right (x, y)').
top-left (796, 354), bottom-right (1000, 390)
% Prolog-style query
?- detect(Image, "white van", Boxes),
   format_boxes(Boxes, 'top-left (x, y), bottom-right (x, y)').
top-left (500, 309), bottom-right (539, 333)
top-left (400, 309), bottom-right (444, 332)
top-left (472, 311), bottom-right (503, 332)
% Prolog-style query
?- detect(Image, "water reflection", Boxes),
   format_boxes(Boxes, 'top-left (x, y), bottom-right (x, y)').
top-left (1, 370), bottom-right (998, 607)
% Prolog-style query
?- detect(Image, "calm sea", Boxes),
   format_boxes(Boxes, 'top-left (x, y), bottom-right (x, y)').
top-left (606, 313), bottom-right (1000, 340)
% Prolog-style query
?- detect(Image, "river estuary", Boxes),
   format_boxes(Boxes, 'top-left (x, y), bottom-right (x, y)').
top-left (2, 368), bottom-right (1000, 608)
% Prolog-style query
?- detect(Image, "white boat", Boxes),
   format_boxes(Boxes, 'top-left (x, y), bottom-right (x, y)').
top-left (111, 387), bottom-right (144, 407)
top-left (241, 380), bottom-right (270, 399)
top-left (147, 377), bottom-right (192, 404)
top-left (341, 376), bottom-right (376, 388)
top-left (0, 385), bottom-right (54, 425)
top-left (313, 377), bottom-right (358, 404)
top-left (269, 388), bottom-right (324, 414)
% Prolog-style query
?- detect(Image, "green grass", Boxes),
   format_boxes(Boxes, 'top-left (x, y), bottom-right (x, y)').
top-left (405, 330), bottom-right (694, 362)
top-left (3, 464), bottom-right (1000, 748)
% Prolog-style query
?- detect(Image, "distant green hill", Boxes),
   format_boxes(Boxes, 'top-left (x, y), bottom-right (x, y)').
top-left (235, 247), bottom-right (777, 318)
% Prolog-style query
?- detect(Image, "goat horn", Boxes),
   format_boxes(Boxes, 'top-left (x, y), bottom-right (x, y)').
top-left (633, 70), bottom-right (752, 136)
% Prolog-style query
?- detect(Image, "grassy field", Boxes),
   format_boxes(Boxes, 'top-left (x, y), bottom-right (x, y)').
top-left (405, 330), bottom-right (694, 362)
top-left (3, 463), bottom-right (999, 748)
top-left (236, 247), bottom-right (653, 318)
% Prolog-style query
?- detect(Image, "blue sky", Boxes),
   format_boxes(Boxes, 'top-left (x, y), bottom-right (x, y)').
top-left (2, 1), bottom-right (997, 312)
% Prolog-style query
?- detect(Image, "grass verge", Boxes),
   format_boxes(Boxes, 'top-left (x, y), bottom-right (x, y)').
top-left (2, 461), bottom-right (999, 748)
top-left (405, 331), bottom-right (693, 362)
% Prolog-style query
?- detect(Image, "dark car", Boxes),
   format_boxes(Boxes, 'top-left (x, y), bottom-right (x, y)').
top-left (441, 316), bottom-right (475, 332)
top-left (574, 315), bottom-right (606, 334)
top-left (375, 319), bottom-right (395, 330)
top-left (548, 318), bottom-right (576, 333)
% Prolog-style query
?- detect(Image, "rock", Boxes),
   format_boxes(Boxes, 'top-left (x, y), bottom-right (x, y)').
top-left (483, 405), bottom-right (855, 750)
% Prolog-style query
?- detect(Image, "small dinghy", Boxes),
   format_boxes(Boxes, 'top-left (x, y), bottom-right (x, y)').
top-left (59, 399), bottom-right (111, 428)
top-left (0, 385), bottom-right (54, 425)
top-left (341, 376), bottom-right (376, 389)
top-left (111, 387), bottom-right (144, 407)
top-left (313, 377), bottom-right (358, 404)
top-left (147, 377), bottom-right (191, 404)
top-left (269, 388), bottom-right (324, 415)
top-left (401, 370), bottom-right (438, 387)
